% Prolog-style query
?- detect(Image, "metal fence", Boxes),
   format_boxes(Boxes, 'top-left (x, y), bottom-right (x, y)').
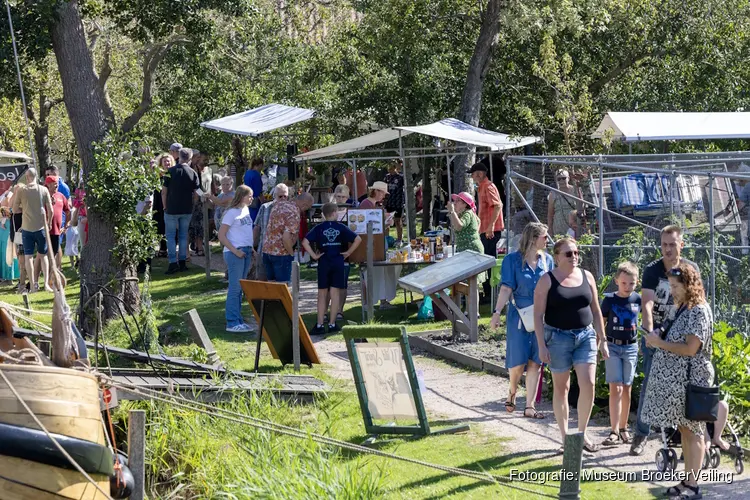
top-left (505, 152), bottom-right (750, 333)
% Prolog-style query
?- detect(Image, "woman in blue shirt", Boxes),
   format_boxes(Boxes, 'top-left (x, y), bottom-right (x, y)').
top-left (490, 222), bottom-right (552, 419)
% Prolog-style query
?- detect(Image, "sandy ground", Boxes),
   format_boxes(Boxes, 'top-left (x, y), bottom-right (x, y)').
top-left (191, 254), bottom-right (749, 497)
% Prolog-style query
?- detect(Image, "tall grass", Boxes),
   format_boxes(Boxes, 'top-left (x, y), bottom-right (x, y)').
top-left (116, 393), bottom-right (385, 499)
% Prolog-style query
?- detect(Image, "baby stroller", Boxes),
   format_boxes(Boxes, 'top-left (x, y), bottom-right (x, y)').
top-left (655, 421), bottom-right (745, 475)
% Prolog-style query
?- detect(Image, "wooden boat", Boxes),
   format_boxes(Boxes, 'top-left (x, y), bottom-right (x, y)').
top-left (0, 308), bottom-right (111, 499)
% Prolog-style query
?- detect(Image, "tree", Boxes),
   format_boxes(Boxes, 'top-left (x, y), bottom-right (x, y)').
top-left (452, 0), bottom-right (504, 194)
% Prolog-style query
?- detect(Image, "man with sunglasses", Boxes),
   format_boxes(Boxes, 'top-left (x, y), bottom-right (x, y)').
top-left (630, 224), bottom-right (700, 456)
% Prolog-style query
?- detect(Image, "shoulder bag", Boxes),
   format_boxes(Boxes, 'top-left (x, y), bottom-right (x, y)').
top-left (512, 255), bottom-right (548, 332)
top-left (684, 309), bottom-right (719, 422)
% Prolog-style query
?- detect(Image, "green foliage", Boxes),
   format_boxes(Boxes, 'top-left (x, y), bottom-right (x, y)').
top-left (127, 397), bottom-right (385, 499)
top-left (87, 133), bottom-right (160, 265)
top-left (136, 267), bottom-right (158, 350)
top-left (713, 322), bottom-right (750, 437)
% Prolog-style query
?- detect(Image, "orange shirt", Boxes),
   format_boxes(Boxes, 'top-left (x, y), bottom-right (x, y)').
top-left (345, 170), bottom-right (368, 199)
top-left (477, 178), bottom-right (504, 233)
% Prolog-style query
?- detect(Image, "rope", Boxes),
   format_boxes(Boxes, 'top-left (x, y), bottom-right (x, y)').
top-left (0, 369), bottom-right (113, 499)
top-left (0, 305), bottom-right (53, 332)
top-left (102, 376), bottom-right (558, 498)
top-left (0, 348), bottom-right (43, 365)
top-left (0, 302), bottom-right (54, 316)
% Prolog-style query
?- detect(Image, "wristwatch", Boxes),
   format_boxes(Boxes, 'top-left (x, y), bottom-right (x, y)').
top-left (492, 309), bottom-right (501, 315)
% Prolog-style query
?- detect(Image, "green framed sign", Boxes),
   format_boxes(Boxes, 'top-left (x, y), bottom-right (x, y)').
top-left (343, 325), bottom-right (469, 438)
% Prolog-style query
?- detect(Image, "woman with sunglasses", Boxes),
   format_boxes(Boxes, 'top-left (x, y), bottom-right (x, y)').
top-left (547, 169), bottom-right (577, 238)
top-left (490, 222), bottom-right (551, 419)
top-left (641, 263), bottom-right (713, 500)
top-left (533, 237), bottom-right (608, 453)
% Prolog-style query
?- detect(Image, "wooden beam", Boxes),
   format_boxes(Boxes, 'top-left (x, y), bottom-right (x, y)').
top-left (128, 410), bottom-right (146, 500)
top-left (183, 309), bottom-right (220, 366)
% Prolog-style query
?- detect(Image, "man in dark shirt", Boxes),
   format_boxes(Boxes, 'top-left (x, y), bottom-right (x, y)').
top-left (162, 147), bottom-right (200, 274)
top-left (384, 160), bottom-right (405, 243)
top-left (630, 225), bottom-right (700, 456)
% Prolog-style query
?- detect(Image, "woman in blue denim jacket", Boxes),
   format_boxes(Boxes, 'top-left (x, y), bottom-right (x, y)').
top-left (533, 237), bottom-right (608, 453)
top-left (490, 222), bottom-right (552, 419)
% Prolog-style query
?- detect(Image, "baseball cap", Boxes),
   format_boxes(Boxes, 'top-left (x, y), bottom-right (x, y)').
top-left (169, 143), bottom-right (183, 151)
top-left (371, 181), bottom-right (388, 193)
top-left (45, 175), bottom-right (59, 185)
top-left (468, 162), bottom-right (488, 174)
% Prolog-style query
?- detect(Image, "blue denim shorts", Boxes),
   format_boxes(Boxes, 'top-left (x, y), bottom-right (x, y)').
top-left (604, 342), bottom-right (638, 385)
top-left (544, 324), bottom-right (597, 373)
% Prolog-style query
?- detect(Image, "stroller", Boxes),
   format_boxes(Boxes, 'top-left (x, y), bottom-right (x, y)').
top-left (655, 421), bottom-right (745, 475)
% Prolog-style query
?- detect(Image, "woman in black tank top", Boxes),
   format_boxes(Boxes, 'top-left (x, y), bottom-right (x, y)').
top-left (532, 237), bottom-right (608, 453)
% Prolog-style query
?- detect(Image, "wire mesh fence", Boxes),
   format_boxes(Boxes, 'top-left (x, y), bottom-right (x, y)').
top-left (506, 153), bottom-right (750, 333)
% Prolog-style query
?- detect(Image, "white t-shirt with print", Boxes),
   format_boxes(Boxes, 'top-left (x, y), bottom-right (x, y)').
top-left (221, 206), bottom-right (254, 252)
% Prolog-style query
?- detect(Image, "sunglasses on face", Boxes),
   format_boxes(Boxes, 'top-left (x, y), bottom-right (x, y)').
top-left (559, 250), bottom-right (579, 258)
top-left (669, 268), bottom-right (684, 281)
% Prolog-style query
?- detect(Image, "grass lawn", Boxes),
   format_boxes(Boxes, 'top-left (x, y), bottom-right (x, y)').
top-left (0, 259), bottom-right (655, 499)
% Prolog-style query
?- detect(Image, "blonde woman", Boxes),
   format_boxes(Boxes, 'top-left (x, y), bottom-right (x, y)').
top-left (218, 185), bottom-right (255, 333)
top-left (490, 222), bottom-right (552, 419)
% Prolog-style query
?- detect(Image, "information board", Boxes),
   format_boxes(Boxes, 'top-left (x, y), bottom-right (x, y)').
top-left (346, 208), bottom-right (384, 235)
top-left (354, 342), bottom-right (417, 420)
top-left (398, 250), bottom-right (497, 296)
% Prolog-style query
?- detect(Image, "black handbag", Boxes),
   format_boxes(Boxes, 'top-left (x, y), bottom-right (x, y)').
top-left (685, 359), bottom-right (720, 422)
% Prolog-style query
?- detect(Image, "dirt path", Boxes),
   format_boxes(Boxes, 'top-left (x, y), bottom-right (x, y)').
top-left (313, 339), bottom-right (749, 498)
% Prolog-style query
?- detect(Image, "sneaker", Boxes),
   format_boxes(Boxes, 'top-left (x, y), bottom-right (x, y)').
top-left (226, 324), bottom-right (252, 333)
top-left (327, 323), bottom-right (341, 334)
top-left (310, 324), bottom-right (326, 335)
top-left (165, 263), bottom-right (179, 275)
top-left (241, 323), bottom-right (255, 332)
top-left (178, 260), bottom-right (188, 272)
top-left (630, 434), bottom-right (647, 456)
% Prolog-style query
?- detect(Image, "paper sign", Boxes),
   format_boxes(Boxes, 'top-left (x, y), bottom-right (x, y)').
top-left (346, 209), bottom-right (384, 235)
top-left (355, 342), bottom-right (417, 420)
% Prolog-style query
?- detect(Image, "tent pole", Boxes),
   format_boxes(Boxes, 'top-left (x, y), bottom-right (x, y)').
top-left (5, 0), bottom-right (35, 163)
top-left (708, 173), bottom-right (716, 312)
top-left (398, 131), bottom-right (410, 241)
top-left (352, 159), bottom-right (358, 202)
top-left (489, 152), bottom-right (494, 182)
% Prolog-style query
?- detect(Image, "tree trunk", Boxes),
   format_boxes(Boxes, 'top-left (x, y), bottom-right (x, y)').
top-left (50, 0), bottom-right (137, 325)
top-left (33, 93), bottom-right (53, 173)
top-left (231, 136), bottom-right (248, 187)
top-left (453, 0), bottom-right (503, 194)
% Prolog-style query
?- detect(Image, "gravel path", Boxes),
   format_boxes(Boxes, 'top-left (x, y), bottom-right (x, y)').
top-left (312, 339), bottom-right (749, 497)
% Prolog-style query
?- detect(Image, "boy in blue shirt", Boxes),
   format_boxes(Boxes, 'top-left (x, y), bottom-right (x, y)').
top-left (600, 261), bottom-right (641, 447)
top-left (302, 203), bottom-right (361, 334)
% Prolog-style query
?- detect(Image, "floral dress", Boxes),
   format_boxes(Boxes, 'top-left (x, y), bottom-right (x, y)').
top-left (641, 303), bottom-right (714, 435)
top-left (455, 210), bottom-right (485, 286)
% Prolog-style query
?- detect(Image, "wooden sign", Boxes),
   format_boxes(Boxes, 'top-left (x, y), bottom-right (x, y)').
top-left (343, 324), bottom-right (468, 439)
top-left (239, 280), bottom-right (320, 367)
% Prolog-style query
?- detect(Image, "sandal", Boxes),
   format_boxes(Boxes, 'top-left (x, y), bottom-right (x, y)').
top-left (583, 441), bottom-right (600, 453)
top-left (665, 481), bottom-right (687, 497)
top-left (602, 431), bottom-right (622, 447)
top-left (675, 483), bottom-right (701, 499)
top-left (504, 393), bottom-right (516, 413)
top-left (619, 428), bottom-right (632, 444)
top-left (523, 407), bottom-right (545, 419)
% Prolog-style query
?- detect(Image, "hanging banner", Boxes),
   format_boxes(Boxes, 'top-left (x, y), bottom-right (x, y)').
top-left (0, 163), bottom-right (28, 199)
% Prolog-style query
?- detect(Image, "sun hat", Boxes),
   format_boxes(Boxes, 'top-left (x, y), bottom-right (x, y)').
top-left (371, 181), bottom-right (388, 193)
top-left (451, 192), bottom-right (476, 212)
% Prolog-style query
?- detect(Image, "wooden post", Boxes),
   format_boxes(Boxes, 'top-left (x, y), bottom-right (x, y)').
top-left (22, 293), bottom-right (30, 314)
top-left (183, 309), bottom-right (220, 366)
top-left (366, 221), bottom-right (374, 322)
top-left (468, 275), bottom-right (478, 342)
top-left (128, 409), bottom-right (146, 500)
top-left (203, 202), bottom-right (211, 279)
top-left (559, 431), bottom-right (584, 500)
top-left (291, 261), bottom-right (300, 372)
top-left (38, 339), bottom-right (51, 357)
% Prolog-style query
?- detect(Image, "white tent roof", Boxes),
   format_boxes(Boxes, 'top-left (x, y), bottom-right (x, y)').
top-left (200, 103), bottom-right (316, 137)
top-left (294, 128), bottom-right (411, 161)
top-left (592, 112), bottom-right (750, 142)
top-left (0, 151), bottom-right (31, 161)
top-left (397, 118), bottom-right (540, 151)
top-left (295, 118), bottom-right (541, 160)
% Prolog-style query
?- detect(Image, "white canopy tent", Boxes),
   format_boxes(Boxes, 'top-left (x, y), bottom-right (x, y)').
top-left (0, 151), bottom-right (31, 161)
top-left (591, 112), bottom-right (750, 142)
top-left (200, 103), bottom-right (316, 137)
top-left (295, 118), bottom-right (541, 161)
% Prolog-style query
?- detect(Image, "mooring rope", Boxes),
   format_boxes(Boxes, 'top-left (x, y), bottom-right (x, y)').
top-left (0, 369), bottom-right (113, 499)
top-left (102, 375), bottom-right (559, 498)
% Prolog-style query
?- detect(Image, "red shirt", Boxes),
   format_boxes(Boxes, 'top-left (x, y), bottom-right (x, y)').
top-left (477, 178), bottom-right (504, 233)
top-left (50, 192), bottom-right (70, 236)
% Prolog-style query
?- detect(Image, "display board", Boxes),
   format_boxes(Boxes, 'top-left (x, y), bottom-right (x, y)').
top-left (354, 342), bottom-right (417, 419)
top-left (347, 208), bottom-right (385, 263)
top-left (240, 280), bottom-right (320, 367)
top-left (343, 324), bottom-right (469, 439)
top-left (398, 250), bottom-right (497, 296)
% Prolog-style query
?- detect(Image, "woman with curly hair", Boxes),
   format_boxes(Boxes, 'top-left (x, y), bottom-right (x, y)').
top-left (642, 262), bottom-right (713, 500)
